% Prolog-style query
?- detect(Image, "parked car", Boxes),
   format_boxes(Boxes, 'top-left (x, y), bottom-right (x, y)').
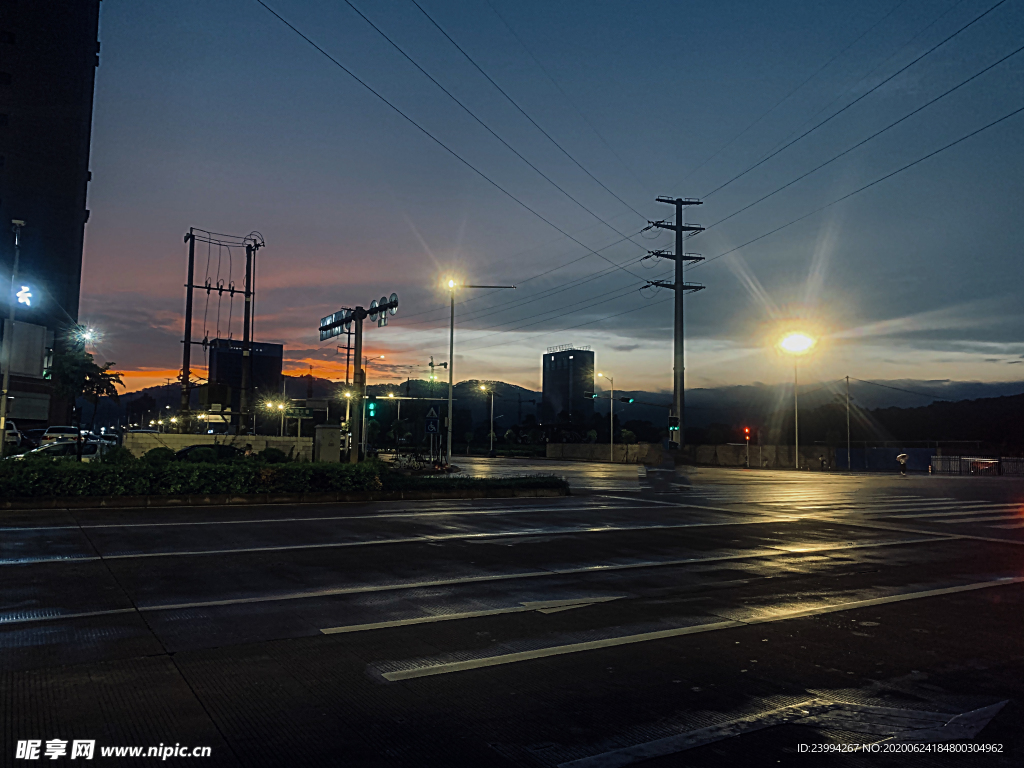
top-left (174, 444), bottom-right (244, 462)
top-left (41, 426), bottom-right (80, 444)
top-left (3, 420), bottom-right (20, 446)
top-left (7, 440), bottom-right (110, 463)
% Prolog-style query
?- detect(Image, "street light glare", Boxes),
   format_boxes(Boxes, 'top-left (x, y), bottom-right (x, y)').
top-left (597, 372), bottom-right (604, 378)
top-left (448, 279), bottom-right (455, 288)
top-left (779, 332), bottom-right (816, 355)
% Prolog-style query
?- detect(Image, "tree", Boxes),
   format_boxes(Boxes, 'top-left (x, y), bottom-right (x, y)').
top-left (50, 349), bottom-right (125, 431)
top-left (504, 428), bottom-right (517, 444)
top-left (620, 429), bottom-right (637, 444)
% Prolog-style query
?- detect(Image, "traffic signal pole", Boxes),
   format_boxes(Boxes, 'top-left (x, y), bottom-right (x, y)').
top-left (350, 311), bottom-right (363, 464)
top-left (650, 198), bottom-right (705, 450)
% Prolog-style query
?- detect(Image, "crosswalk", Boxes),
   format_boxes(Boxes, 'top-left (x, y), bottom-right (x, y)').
top-left (679, 485), bottom-right (1024, 531)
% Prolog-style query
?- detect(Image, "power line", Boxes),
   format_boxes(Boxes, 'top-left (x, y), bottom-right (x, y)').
top-left (701, 0), bottom-right (1009, 199)
top-left (698, 42), bottom-right (1024, 234)
top-left (408, 0), bottom-right (647, 220)
top-left (335, 0), bottom-right (650, 272)
top-left (254, 0), bottom-right (647, 281)
top-left (850, 377), bottom-right (949, 401)
top-left (669, 0), bottom-right (911, 191)
top-left (691, 103), bottom-right (1024, 269)
top-left (483, 0), bottom-right (653, 197)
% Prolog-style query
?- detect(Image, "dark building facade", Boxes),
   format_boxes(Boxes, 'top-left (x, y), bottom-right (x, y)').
top-left (540, 346), bottom-right (594, 424)
top-left (207, 338), bottom-right (284, 412)
top-left (0, 0), bottom-right (101, 425)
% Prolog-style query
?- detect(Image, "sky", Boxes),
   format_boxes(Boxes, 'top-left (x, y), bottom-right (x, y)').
top-left (79, 0), bottom-right (1024, 395)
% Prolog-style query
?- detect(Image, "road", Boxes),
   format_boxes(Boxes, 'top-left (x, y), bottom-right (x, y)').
top-left (2, 463), bottom-right (1024, 766)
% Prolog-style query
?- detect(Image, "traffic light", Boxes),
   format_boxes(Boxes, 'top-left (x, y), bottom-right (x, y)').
top-left (619, 397), bottom-right (634, 403)
top-left (367, 401), bottom-right (377, 418)
top-left (668, 416), bottom-right (679, 432)
top-left (744, 426), bottom-right (750, 441)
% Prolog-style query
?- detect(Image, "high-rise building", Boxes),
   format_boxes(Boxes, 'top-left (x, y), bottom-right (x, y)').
top-left (540, 345), bottom-right (594, 424)
top-left (0, 0), bottom-right (101, 425)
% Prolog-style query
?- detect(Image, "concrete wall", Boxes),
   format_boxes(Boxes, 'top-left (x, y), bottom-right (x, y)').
top-left (546, 443), bottom-right (664, 465)
top-left (679, 444), bottom-right (836, 469)
top-left (546, 442), bottom-right (837, 469)
top-left (124, 433), bottom-right (314, 462)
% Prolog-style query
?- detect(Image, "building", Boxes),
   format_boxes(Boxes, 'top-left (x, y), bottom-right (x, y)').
top-left (540, 345), bottom-right (594, 424)
top-left (0, 0), bottom-right (102, 426)
top-left (207, 338), bottom-right (284, 409)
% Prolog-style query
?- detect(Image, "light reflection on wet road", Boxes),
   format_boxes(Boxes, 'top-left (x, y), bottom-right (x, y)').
top-left (2, 464), bottom-right (1023, 766)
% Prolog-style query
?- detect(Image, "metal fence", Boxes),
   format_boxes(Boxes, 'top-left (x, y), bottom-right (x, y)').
top-left (930, 456), bottom-right (1024, 476)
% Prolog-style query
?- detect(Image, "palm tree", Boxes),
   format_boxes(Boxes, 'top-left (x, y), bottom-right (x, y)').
top-left (84, 362), bottom-right (125, 431)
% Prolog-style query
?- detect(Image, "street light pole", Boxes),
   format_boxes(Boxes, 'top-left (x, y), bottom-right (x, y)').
top-left (480, 385), bottom-right (495, 455)
top-left (793, 361), bottom-right (799, 470)
top-left (445, 280), bottom-right (514, 466)
top-left (0, 220), bottom-right (24, 459)
top-left (598, 373), bottom-right (614, 462)
top-left (846, 375), bottom-right (851, 471)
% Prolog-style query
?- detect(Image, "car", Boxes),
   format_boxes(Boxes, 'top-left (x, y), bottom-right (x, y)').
top-left (7, 440), bottom-right (110, 463)
top-left (174, 444), bottom-right (245, 462)
top-left (3, 420), bottom-right (20, 446)
top-left (41, 426), bottom-right (80, 444)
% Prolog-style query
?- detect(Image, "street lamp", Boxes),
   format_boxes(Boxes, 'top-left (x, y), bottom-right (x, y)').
top-left (778, 332), bottom-right (816, 470)
top-left (480, 384), bottom-right (496, 457)
top-left (597, 372), bottom-right (615, 463)
top-left (444, 278), bottom-right (515, 466)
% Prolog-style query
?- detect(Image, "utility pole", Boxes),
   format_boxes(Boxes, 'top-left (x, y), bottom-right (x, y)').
top-left (846, 375), bottom-right (851, 471)
top-left (350, 311), bottom-right (363, 464)
top-left (0, 220), bottom-right (24, 458)
top-left (239, 237), bottom-right (263, 434)
top-left (649, 197), bottom-right (705, 451)
top-left (180, 229), bottom-right (196, 419)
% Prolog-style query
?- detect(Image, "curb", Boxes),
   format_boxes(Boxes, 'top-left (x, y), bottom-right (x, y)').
top-left (0, 486), bottom-right (568, 511)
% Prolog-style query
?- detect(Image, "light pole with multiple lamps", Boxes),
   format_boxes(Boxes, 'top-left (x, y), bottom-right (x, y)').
top-left (597, 372), bottom-right (614, 463)
top-left (445, 279), bottom-right (514, 465)
top-left (778, 332), bottom-right (816, 470)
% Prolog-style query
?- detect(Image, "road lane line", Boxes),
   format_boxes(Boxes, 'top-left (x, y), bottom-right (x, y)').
top-left (380, 576), bottom-right (1024, 681)
top-left (320, 596), bottom-right (624, 634)
top-left (0, 535), bottom-right (953, 624)
top-left (0, 607), bottom-right (136, 625)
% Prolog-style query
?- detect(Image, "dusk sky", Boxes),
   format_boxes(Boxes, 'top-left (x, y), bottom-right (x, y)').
top-left (79, 0), bottom-right (1024, 394)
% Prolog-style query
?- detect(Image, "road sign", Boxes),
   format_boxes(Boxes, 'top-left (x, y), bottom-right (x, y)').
top-left (425, 406), bottom-right (439, 434)
top-left (286, 407), bottom-right (313, 418)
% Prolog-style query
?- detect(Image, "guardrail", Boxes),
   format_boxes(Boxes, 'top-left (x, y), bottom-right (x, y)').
top-left (930, 456), bottom-right (1024, 476)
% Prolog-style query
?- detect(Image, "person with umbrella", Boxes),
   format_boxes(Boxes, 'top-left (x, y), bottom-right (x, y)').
top-left (897, 453), bottom-right (908, 476)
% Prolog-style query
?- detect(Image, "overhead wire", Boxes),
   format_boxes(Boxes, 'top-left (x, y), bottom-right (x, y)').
top-left (335, 0), bottom-right (651, 272)
top-left (700, 0), bottom-right (1009, 199)
top-left (850, 377), bottom-right (950, 400)
top-left (483, 0), bottom-right (653, 196)
top-left (669, 0), bottom-right (911, 191)
top-left (254, 0), bottom-right (649, 281)
top-left (697, 42), bottom-right (1024, 234)
top-left (407, 0), bottom-right (647, 220)
top-left (690, 103), bottom-right (1024, 270)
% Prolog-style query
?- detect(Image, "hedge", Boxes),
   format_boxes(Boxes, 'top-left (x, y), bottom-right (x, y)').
top-left (0, 460), bottom-right (567, 499)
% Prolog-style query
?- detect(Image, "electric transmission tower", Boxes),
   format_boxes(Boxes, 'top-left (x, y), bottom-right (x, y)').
top-left (647, 197), bottom-right (705, 449)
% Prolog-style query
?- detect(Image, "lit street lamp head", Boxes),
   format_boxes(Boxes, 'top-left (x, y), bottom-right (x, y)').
top-left (779, 332), bottom-right (816, 355)
top-left (448, 279), bottom-right (455, 289)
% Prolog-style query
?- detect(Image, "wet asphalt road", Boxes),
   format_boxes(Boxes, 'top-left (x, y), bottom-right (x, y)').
top-left (2, 464), bottom-right (1024, 766)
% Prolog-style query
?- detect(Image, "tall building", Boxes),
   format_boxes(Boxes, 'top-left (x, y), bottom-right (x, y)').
top-left (0, 0), bottom-right (101, 425)
top-left (540, 345), bottom-right (594, 424)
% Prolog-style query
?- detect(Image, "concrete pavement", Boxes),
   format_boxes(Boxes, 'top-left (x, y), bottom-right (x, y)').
top-left (2, 463), bottom-right (1023, 766)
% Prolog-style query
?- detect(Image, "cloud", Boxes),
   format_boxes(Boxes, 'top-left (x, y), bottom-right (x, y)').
top-left (611, 343), bottom-right (641, 352)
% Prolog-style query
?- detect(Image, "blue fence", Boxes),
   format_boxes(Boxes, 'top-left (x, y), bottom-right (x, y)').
top-left (834, 447), bottom-right (933, 472)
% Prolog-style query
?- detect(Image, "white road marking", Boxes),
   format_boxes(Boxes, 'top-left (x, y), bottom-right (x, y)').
top-left (0, 536), bottom-right (951, 624)
top-left (380, 576), bottom-right (1024, 681)
top-left (320, 596), bottom-right (624, 634)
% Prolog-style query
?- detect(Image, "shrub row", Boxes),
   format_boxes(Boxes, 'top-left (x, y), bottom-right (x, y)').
top-left (0, 460), bottom-right (568, 499)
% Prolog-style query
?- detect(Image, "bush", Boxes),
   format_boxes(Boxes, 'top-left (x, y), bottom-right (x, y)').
top-left (259, 447), bottom-right (290, 464)
top-left (101, 445), bottom-right (135, 465)
top-left (143, 447), bottom-right (175, 465)
top-left (186, 447), bottom-right (217, 463)
top-left (0, 459), bottom-right (568, 499)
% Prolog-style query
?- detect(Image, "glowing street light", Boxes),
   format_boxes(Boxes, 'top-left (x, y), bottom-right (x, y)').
top-left (778, 332), bottom-right (817, 469)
